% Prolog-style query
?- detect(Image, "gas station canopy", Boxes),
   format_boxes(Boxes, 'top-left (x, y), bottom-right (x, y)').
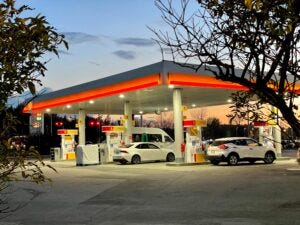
top-left (23, 60), bottom-right (248, 114)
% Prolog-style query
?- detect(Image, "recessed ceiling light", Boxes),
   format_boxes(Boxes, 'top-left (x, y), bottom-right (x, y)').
top-left (139, 111), bottom-right (143, 114)
top-left (66, 104), bottom-right (71, 108)
top-left (119, 94), bottom-right (125, 98)
top-left (46, 108), bottom-right (51, 112)
top-left (164, 107), bottom-right (168, 111)
top-left (192, 104), bottom-right (196, 107)
top-left (227, 99), bottom-right (232, 103)
top-left (168, 84), bottom-right (175, 89)
top-left (89, 100), bottom-right (94, 104)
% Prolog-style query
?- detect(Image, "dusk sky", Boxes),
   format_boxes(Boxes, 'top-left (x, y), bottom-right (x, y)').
top-left (21, 0), bottom-right (198, 91)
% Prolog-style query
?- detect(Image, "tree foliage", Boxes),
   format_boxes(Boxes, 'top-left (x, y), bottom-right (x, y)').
top-left (152, 0), bottom-right (300, 136)
top-left (0, 0), bottom-right (67, 213)
top-left (202, 117), bottom-right (225, 139)
top-left (0, 0), bottom-right (68, 107)
top-left (227, 91), bottom-right (266, 125)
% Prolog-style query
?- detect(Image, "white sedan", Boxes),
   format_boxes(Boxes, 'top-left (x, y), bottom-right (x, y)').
top-left (113, 142), bottom-right (175, 164)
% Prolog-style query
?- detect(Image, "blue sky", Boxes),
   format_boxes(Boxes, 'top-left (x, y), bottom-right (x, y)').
top-left (20, 0), bottom-right (185, 91)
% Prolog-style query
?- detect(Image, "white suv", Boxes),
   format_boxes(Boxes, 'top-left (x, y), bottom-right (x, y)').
top-left (206, 137), bottom-right (276, 166)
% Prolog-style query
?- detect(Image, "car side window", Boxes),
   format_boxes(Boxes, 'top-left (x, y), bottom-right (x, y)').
top-left (164, 136), bottom-right (174, 142)
top-left (140, 144), bottom-right (149, 149)
top-left (136, 144), bottom-right (143, 149)
top-left (133, 134), bottom-right (142, 142)
top-left (246, 139), bottom-right (258, 146)
top-left (234, 140), bottom-right (247, 146)
top-left (148, 134), bottom-right (162, 142)
top-left (148, 144), bottom-right (159, 149)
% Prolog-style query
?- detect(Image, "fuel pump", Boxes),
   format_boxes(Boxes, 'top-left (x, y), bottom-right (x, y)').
top-left (253, 120), bottom-right (281, 155)
top-left (183, 120), bottom-right (207, 163)
top-left (57, 129), bottom-right (78, 160)
top-left (102, 126), bottom-right (125, 163)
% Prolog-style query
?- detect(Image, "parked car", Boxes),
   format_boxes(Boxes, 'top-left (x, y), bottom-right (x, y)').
top-left (281, 139), bottom-right (296, 149)
top-left (206, 137), bottom-right (276, 166)
top-left (113, 142), bottom-right (175, 164)
top-left (10, 135), bottom-right (29, 150)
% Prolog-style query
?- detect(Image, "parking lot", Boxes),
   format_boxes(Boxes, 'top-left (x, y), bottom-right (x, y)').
top-left (1, 154), bottom-right (300, 225)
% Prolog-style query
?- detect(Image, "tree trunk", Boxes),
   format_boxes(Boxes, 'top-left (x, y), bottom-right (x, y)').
top-left (276, 99), bottom-right (300, 138)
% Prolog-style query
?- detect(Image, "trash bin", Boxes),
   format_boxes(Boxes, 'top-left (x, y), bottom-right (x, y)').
top-left (50, 147), bottom-right (61, 161)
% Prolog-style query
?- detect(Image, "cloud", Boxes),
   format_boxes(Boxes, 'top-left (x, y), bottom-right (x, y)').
top-left (61, 32), bottom-right (99, 44)
top-left (115, 37), bottom-right (156, 47)
top-left (113, 50), bottom-right (136, 60)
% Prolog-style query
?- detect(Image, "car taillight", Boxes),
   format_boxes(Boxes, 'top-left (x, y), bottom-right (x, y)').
top-left (120, 150), bottom-right (128, 153)
top-left (218, 144), bottom-right (228, 150)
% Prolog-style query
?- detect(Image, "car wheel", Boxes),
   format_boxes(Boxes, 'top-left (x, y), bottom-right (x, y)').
top-left (248, 159), bottom-right (256, 164)
top-left (210, 160), bottom-right (220, 165)
top-left (264, 152), bottom-right (275, 164)
top-left (166, 153), bottom-right (175, 162)
top-left (227, 153), bottom-right (239, 166)
top-left (131, 155), bottom-right (141, 164)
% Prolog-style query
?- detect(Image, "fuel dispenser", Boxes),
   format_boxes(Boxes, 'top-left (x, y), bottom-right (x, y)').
top-left (57, 129), bottom-right (78, 160)
top-left (253, 120), bottom-right (281, 155)
top-left (256, 122), bottom-right (274, 147)
top-left (183, 120), bottom-right (207, 163)
top-left (101, 126), bottom-right (125, 163)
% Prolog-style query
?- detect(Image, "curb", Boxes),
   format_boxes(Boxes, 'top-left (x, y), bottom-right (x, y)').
top-left (166, 161), bottom-right (210, 166)
top-left (276, 157), bottom-right (292, 161)
top-left (286, 168), bottom-right (300, 173)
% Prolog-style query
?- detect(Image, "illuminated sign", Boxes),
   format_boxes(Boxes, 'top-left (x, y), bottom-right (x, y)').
top-left (102, 126), bottom-right (125, 132)
top-left (31, 112), bottom-right (43, 128)
top-left (33, 122), bottom-right (41, 128)
top-left (252, 121), bottom-right (277, 126)
top-left (57, 129), bottom-right (78, 135)
top-left (183, 120), bottom-right (207, 127)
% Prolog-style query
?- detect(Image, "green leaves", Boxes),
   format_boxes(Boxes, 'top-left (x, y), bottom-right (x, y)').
top-left (0, 0), bottom-right (68, 103)
top-left (0, 0), bottom-right (63, 211)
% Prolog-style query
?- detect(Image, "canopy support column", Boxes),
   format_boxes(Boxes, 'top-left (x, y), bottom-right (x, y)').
top-left (173, 88), bottom-right (184, 162)
top-left (124, 101), bottom-right (133, 144)
top-left (78, 109), bottom-right (86, 145)
top-left (274, 125), bottom-right (282, 157)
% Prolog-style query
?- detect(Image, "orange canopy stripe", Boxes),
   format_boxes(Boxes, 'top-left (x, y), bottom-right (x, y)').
top-left (168, 73), bottom-right (248, 90)
top-left (23, 74), bottom-right (161, 112)
top-left (168, 73), bottom-right (300, 94)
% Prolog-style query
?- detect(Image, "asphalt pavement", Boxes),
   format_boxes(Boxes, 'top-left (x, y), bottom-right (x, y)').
top-left (0, 153), bottom-right (299, 225)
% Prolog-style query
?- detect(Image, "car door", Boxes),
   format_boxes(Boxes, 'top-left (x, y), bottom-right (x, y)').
top-left (245, 139), bottom-right (265, 158)
top-left (136, 143), bottom-right (152, 161)
top-left (232, 139), bottom-right (251, 158)
top-left (147, 143), bottom-right (163, 160)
